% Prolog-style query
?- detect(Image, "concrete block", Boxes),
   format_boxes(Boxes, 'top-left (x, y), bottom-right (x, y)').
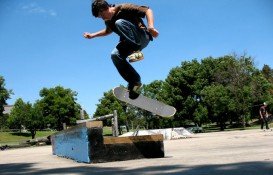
top-left (51, 121), bottom-right (164, 163)
top-left (51, 121), bottom-right (103, 163)
top-left (93, 135), bottom-right (164, 163)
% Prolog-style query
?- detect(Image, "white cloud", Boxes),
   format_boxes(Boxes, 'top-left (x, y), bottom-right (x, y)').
top-left (21, 3), bottom-right (57, 16)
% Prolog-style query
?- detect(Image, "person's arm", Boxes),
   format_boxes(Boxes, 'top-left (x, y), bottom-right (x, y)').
top-left (145, 8), bottom-right (159, 38)
top-left (259, 108), bottom-right (263, 119)
top-left (83, 28), bottom-right (112, 39)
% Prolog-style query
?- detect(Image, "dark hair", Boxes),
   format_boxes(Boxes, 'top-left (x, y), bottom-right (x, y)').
top-left (91, 0), bottom-right (110, 17)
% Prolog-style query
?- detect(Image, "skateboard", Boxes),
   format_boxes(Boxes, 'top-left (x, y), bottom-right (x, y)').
top-left (113, 86), bottom-right (176, 117)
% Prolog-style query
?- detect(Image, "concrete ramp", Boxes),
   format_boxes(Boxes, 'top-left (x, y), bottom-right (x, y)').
top-left (120, 127), bottom-right (193, 140)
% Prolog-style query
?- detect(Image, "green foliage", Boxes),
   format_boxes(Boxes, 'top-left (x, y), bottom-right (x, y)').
top-left (25, 102), bottom-right (44, 138)
top-left (0, 114), bottom-right (9, 129)
top-left (8, 98), bottom-right (30, 131)
top-left (0, 76), bottom-right (12, 115)
top-left (94, 89), bottom-right (126, 126)
top-left (160, 54), bottom-right (272, 129)
top-left (193, 104), bottom-right (208, 126)
top-left (0, 131), bottom-right (56, 145)
top-left (142, 80), bottom-right (164, 100)
top-left (93, 54), bottom-right (273, 131)
top-left (201, 85), bottom-right (234, 130)
top-left (2, 54), bottom-right (272, 133)
top-left (262, 64), bottom-right (273, 84)
top-left (163, 59), bottom-right (207, 125)
top-left (7, 98), bottom-right (43, 138)
top-left (260, 64), bottom-right (273, 113)
top-left (38, 86), bottom-right (81, 131)
top-left (140, 81), bottom-right (172, 129)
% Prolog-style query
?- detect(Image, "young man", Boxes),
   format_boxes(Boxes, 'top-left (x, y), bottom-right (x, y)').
top-left (83, 0), bottom-right (159, 99)
top-left (259, 102), bottom-right (269, 130)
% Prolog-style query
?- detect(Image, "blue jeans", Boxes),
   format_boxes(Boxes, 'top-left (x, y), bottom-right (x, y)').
top-left (111, 19), bottom-right (150, 85)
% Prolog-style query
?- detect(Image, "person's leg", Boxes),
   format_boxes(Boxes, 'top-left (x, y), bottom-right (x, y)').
top-left (265, 119), bottom-right (269, 129)
top-left (111, 47), bottom-right (141, 85)
top-left (112, 19), bottom-right (150, 98)
top-left (115, 19), bottom-right (141, 49)
top-left (115, 19), bottom-right (150, 62)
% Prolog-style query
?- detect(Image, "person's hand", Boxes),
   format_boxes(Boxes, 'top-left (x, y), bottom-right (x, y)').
top-left (83, 32), bottom-right (94, 39)
top-left (148, 27), bottom-right (159, 38)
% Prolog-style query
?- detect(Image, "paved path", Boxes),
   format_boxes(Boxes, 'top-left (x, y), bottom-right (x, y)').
top-left (1, 129), bottom-right (273, 175)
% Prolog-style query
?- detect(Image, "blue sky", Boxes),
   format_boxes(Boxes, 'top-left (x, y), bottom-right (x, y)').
top-left (1, 0), bottom-right (273, 116)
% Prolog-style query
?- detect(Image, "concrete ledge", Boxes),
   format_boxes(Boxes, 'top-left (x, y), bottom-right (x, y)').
top-left (96, 135), bottom-right (164, 163)
top-left (51, 122), bottom-right (164, 163)
top-left (51, 121), bottom-right (103, 163)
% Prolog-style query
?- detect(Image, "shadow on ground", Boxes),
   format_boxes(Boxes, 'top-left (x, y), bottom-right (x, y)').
top-left (1, 161), bottom-right (273, 175)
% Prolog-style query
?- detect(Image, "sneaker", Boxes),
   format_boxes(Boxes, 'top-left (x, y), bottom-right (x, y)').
top-left (127, 82), bottom-right (142, 99)
top-left (128, 51), bottom-right (144, 63)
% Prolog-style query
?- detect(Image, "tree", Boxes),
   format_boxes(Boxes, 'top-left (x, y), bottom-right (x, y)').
top-left (201, 85), bottom-right (235, 130)
top-left (213, 55), bottom-right (268, 127)
top-left (94, 82), bottom-right (171, 130)
top-left (261, 64), bottom-right (273, 84)
top-left (162, 54), bottom-right (272, 130)
top-left (94, 55), bottom-right (273, 130)
top-left (163, 59), bottom-right (210, 126)
top-left (8, 98), bottom-right (30, 132)
top-left (25, 102), bottom-right (44, 139)
top-left (38, 86), bottom-right (81, 130)
top-left (8, 98), bottom-right (44, 138)
top-left (141, 80), bottom-right (173, 129)
top-left (0, 114), bottom-right (9, 130)
top-left (94, 89), bottom-right (126, 126)
top-left (0, 76), bottom-right (11, 130)
top-left (0, 76), bottom-right (12, 115)
top-left (259, 64), bottom-right (273, 114)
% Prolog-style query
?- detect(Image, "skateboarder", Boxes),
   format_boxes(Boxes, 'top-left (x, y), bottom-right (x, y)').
top-left (83, 0), bottom-right (159, 98)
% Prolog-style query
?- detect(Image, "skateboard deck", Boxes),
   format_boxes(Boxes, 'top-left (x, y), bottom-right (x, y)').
top-left (113, 87), bottom-right (176, 117)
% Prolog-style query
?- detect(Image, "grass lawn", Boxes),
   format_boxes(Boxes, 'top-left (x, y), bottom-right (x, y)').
top-left (203, 122), bottom-right (262, 133)
top-left (0, 127), bottom-right (114, 146)
top-left (0, 122), bottom-right (266, 146)
top-left (0, 131), bottom-right (56, 146)
top-left (103, 126), bottom-right (113, 136)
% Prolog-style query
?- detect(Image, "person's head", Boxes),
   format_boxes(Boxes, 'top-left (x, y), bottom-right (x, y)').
top-left (263, 102), bottom-right (267, 106)
top-left (91, 0), bottom-right (110, 18)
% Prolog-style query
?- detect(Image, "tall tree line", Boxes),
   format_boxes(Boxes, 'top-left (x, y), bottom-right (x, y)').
top-left (94, 55), bottom-right (273, 130)
top-left (0, 83), bottom-right (86, 138)
top-left (1, 54), bottom-right (273, 133)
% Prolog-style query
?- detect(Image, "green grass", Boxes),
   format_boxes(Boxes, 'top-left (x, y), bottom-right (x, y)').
top-left (0, 127), bottom-right (114, 146)
top-left (0, 131), bottom-right (56, 146)
top-left (202, 122), bottom-right (262, 133)
top-left (1, 122), bottom-right (266, 146)
top-left (103, 126), bottom-right (113, 136)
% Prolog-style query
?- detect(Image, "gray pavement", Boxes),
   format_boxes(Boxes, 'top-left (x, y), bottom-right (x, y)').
top-left (0, 129), bottom-right (273, 175)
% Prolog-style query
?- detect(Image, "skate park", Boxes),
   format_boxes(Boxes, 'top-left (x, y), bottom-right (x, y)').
top-left (1, 1), bottom-right (273, 174)
top-left (1, 128), bottom-right (273, 175)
